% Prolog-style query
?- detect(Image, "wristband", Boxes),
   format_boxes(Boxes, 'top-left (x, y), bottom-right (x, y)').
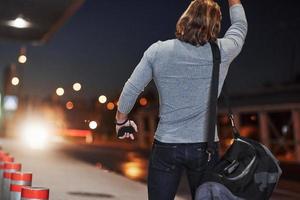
top-left (115, 118), bottom-right (129, 126)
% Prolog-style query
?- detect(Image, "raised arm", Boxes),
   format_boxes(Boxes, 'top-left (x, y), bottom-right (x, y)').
top-left (219, 0), bottom-right (248, 59)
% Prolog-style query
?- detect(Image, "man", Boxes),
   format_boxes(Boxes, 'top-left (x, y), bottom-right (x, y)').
top-left (115, 0), bottom-right (247, 199)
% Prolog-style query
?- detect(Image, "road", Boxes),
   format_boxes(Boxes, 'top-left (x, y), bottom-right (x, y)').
top-left (0, 138), bottom-right (184, 200)
top-left (60, 140), bottom-right (300, 200)
top-left (1, 137), bottom-right (300, 200)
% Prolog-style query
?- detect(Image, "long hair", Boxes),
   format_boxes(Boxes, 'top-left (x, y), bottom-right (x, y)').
top-left (175, 0), bottom-right (222, 46)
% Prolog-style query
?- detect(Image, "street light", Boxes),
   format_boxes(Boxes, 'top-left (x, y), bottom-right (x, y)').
top-left (18, 47), bottom-right (27, 64)
top-left (89, 121), bottom-right (98, 130)
top-left (11, 77), bottom-right (20, 86)
top-left (7, 16), bottom-right (32, 29)
top-left (139, 97), bottom-right (148, 106)
top-left (106, 102), bottom-right (115, 110)
top-left (73, 83), bottom-right (81, 91)
top-left (18, 55), bottom-right (27, 64)
top-left (66, 101), bottom-right (74, 110)
top-left (56, 88), bottom-right (64, 96)
top-left (98, 95), bottom-right (107, 104)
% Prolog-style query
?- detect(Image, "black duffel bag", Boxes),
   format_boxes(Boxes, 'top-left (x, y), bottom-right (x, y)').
top-left (199, 134), bottom-right (282, 200)
top-left (196, 42), bottom-right (282, 200)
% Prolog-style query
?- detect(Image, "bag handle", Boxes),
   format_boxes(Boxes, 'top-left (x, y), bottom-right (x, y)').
top-left (222, 84), bottom-right (240, 138)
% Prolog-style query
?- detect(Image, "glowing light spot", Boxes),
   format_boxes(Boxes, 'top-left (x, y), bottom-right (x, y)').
top-left (11, 77), bottom-right (20, 86)
top-left (107, 102), bottom-right (115, 110)
top-left (98, 95), bottom-right (107, 104)
top-left (7, 17), bottom-right (32, 29)
top-left (122, 161), bottom-right (144, 180)
top-left (89, 121), bottom-right (98, 130)
top-left (250, 115), bottom-right (257, 121)
top-left (73, 83), bottom-right (81, 91)
top-left (66, 101), bottom-right (74, 110)
top-left (20, 119), bottom-right (51, 150)
top-left (18, 55), bottom-right (27, 64)
top-left (139, 98), bottom-right (148, 106)
top-left (3, 96), bottom-right (18, 111)
top-left (56, 88), bottom-right (64, 96)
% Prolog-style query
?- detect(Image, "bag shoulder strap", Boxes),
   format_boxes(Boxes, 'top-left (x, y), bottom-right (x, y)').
top-left (207, 41), bottom-right (221, 152)
top-left (207, 42), bottom-right (240, 152)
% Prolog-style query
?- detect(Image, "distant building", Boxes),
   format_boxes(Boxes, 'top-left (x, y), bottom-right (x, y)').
top-left (134, 84), bottom-right (300, 163)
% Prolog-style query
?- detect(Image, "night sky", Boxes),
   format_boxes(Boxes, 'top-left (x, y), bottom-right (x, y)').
top-left (0, 0), bottom-right (299, 99)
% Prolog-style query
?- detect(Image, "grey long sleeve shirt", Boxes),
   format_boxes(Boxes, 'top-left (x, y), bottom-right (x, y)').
top-left (118, 4), bottom-right (248, 143)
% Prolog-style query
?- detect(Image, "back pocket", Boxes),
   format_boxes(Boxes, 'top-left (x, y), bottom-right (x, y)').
top-left (150, 144), bottom-right (177, 172)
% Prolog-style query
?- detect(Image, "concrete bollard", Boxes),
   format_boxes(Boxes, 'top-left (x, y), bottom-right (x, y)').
top-left (0, 154), bottom-right (14, 180)
top-left (10, 172), bottom-right (32, 200)
top-left (0, 151), bottom-right (8, 160)
top-left (2, 163), bottom-right (22, 200)
top-left (21, 187), bottom-right (49, 200)
top-left (0, 155), bottom-right (14, 196)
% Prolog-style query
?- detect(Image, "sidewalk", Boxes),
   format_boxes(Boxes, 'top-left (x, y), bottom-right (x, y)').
top-left (0, 138), bottom-right (185, 200)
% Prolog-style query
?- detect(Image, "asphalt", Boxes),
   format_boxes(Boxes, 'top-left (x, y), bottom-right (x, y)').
top-left (0, 138), bottom-right (185, 200)
top-left (1, 138), bottom-right (300, 200)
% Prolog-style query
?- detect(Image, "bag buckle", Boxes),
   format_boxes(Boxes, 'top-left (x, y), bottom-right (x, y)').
top-left (206, 150), bottom-right (212, 162)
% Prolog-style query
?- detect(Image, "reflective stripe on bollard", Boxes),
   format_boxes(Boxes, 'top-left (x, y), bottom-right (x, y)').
top-left (21, 187), bottom-right (49, 200)
top-left (0, 155), bottom-right (14, 198)
top-left (2, 163), bottom-right (22, 200)
top-left (10, 172), bottom-right (32, 200)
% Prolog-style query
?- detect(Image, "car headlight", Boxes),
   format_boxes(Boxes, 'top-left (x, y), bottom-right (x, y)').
top-left (20, 119), bottom-right (51, 149)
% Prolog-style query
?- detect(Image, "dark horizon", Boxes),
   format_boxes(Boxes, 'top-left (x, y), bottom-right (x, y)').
top-left (0, 0), bottom-right (299, 100)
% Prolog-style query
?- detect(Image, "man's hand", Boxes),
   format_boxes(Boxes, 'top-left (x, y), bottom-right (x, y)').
top-left (116, 119), bottom-right (138, 140)
top-left (228, 0), bottom-right (241, 7)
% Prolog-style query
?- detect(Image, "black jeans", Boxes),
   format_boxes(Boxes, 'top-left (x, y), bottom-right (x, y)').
top-left (147, 139), bottom-right (219, 200)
